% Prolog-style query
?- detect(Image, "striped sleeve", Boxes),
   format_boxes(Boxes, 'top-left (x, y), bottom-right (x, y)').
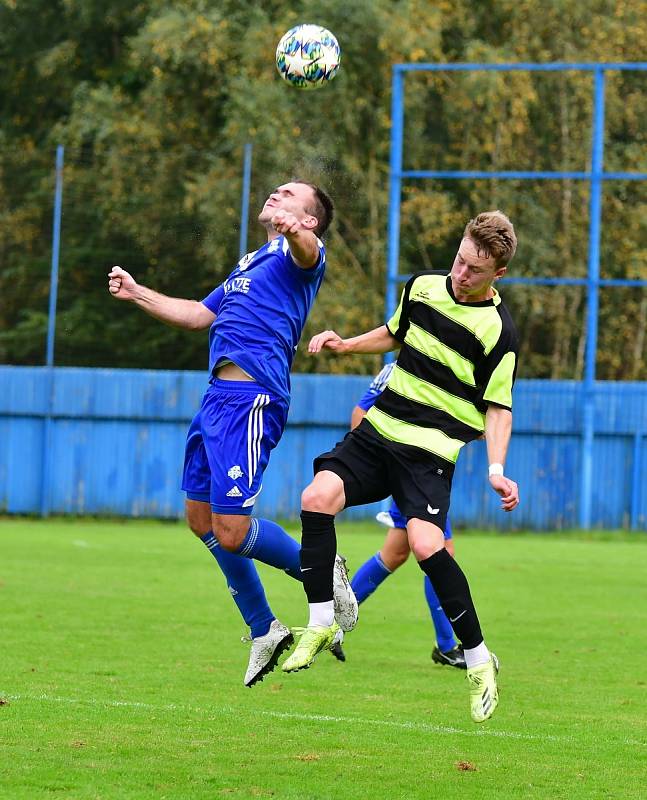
top-left (386, 275), bottom-right (415, 342)
top-left (479, 325), bottom-right (519, 410)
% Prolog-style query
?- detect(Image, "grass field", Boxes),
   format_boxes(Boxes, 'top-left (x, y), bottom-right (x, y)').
top-left (1, 518), bottom-right (646, 799)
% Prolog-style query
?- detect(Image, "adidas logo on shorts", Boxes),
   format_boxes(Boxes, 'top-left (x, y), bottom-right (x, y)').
top-left (226, 486), bottom-right (243, 497)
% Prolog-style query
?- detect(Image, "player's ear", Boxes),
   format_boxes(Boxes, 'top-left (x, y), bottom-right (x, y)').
top-left (493, 265), bottom-right (507, 281)
top-left (301, 215), bottom-right (318, 231)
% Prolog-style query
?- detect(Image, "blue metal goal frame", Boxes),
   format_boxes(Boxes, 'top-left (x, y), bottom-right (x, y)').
top-left (386, 62), bottom-right (647, 529)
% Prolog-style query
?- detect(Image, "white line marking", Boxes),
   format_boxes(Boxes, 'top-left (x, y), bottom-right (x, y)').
top-left (2, 692), bottom-right (645, 749)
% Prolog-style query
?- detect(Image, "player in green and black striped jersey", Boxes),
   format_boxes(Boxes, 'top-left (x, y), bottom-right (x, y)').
top-left (368, 262), bottom-right (518, 464)
top-left (283, 210), bottom-right (520, 724)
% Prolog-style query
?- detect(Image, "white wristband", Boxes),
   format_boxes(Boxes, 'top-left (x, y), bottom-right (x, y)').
top-left (488, 462), bottom-right (504, 477)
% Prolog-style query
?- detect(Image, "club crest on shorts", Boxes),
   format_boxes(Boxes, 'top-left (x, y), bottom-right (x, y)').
top-left (227, 465), bottom-right (244, 479)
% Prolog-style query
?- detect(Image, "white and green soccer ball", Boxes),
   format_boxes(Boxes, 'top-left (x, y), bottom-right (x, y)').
top-left (275, 24), bottom-right (341, 90)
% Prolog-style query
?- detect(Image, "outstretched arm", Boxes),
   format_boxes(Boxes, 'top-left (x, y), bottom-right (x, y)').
top-left (484, 405), bottom-right (519, 512)
top-left (108, 266), bottom-right (216, 331)
top-left (308, 325), bottom-right (398, 355)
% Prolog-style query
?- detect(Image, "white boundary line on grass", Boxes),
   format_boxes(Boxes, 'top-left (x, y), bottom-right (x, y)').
top-left (2, 692), bottom-right (645, 749)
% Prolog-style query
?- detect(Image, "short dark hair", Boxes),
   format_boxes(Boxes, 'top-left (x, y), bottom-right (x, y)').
top-left (294, 180), bottom-right (334, 237)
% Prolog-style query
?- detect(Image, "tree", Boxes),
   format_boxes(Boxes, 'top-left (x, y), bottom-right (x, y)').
top-left (1, 0), bottom-right (645, 378)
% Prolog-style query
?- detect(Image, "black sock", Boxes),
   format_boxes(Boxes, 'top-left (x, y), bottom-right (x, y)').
top-left (300, 510), bottom-right (337, 604)
top-left (418, 549), bottom-right (483, 649)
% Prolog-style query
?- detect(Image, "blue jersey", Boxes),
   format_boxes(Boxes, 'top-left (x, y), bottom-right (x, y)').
top-left (356, 362), bottom-right (395, 411)
top-left (201, 235), bottom-right (326, 402)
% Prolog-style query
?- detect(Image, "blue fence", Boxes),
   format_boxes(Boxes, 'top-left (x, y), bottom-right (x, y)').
top-left (1, 366), bottom-right (645, 530)
top-left (386, 62), bottom-right (647, 529)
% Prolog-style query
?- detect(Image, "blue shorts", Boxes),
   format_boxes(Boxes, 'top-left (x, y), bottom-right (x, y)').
top-left (181, 379), bottom-right (289, 515)
top-left (385, 499), bottom-right (453, 540)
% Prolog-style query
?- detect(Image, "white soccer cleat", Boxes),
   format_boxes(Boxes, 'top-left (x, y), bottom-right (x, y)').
top-left (330, 626), bottom-right (346, 662)
top-left (375, 511), bottom-right (395, 528)
top-left (243, 619), bottom-right (294, 687)
top-left (333, 554), bottom-right (359, 632)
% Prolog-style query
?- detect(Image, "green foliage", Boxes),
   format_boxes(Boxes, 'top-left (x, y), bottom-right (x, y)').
top-left (0, 0), bottom-right (645, 377)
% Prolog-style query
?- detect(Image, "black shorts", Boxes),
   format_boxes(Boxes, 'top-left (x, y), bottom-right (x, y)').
top-left (313, 419), bottom-right (454, 531)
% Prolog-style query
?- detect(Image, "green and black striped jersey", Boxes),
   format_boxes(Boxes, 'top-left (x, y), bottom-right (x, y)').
top-left (365, 271), bottom-right (518, 464)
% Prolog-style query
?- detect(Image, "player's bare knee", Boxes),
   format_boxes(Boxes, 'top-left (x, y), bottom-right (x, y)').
top-left (187, 520), bottom-right (206, 537)
top-left (215, 533), bottom-right (240, 552)
top-left (185, 500), bottom-right (212, 537)
top-left (301, 471), bottom-right (345, 514)
top-left (301, 484), bottom-right (338, 514)
top-left (381, 527), bottom-right (410, 570)
top-left (407, 519), bottom-right (446, 561)
top-left (212, 514), bottom-right (249, 552)
top-left (409, 537), bottom-right (445, 561)
top-left (389, 549), bottom-right (410, 570)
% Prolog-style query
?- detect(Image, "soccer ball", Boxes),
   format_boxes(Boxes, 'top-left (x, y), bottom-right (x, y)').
top-left (275, 24), bottom-right (341, 90)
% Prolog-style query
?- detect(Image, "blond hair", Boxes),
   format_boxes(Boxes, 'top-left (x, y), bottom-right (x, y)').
top-left (464, 211), bottom-right (517, 267)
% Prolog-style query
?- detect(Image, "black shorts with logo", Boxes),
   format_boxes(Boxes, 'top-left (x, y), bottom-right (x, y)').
top-left (313, 419), bottom-right (454, 531)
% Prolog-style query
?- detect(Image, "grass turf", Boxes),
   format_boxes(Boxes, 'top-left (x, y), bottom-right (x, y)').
top-left (1, 518), bottom-right (646, 799)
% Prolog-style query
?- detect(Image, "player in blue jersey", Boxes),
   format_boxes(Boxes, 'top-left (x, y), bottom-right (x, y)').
top-left (108, 180), bottom-right (357, 687)
top-left (334, 363), bottom-right (465, 668)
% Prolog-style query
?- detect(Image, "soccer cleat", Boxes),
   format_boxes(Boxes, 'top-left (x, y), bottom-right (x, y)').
top-left (329, 627), bottom-right (346, 662)
top-left (243, 619), bottom-right (294, 687)
top-left (432, 644), bottom-right (467, 670)
top-left (466, 652), bottom-right (500, 723)
top-left (375, 510), bottom-right (395, 528)
top-left (333, 554), bottom-right (359, 632)
top-left (282, 622), bottom-right (340, 672)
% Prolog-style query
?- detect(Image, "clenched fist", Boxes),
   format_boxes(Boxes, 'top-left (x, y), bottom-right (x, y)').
top-left (108, 266), bottom-right (137, 300)
top-left (271, 210), bottom-right (301, 236)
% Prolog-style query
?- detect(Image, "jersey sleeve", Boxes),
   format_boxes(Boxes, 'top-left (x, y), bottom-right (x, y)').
top-left (201, 284), bottom-right (225, 314)
top-left (356, 363), bottom-right (394, 410)
top-left (385, 275), bottom-right (416, 342)
top-left (283, 236), bottom-right (326, 280)
top-left (479, 325), bottom-right (519, 410)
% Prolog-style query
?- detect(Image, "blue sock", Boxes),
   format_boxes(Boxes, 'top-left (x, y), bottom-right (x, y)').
top-left (424, 575), bottom-right (458, 652)
top-left (351, 552), bottom-right (392, 604)
top-left (236, 518), bottom-right (302, 581)
top-left (199, 532), bottom-right (274, 639)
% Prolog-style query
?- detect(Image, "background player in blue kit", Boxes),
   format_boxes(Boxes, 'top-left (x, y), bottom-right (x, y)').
top-left (108, 181), bottom-right (357, 688)
top-left (340, 363), bottom-right (465, 669)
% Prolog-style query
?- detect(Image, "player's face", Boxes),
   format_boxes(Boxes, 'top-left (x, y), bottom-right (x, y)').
top-left (450, 237), bottom-right (506, 302)
top-left (258, 182), bottom-right (316, 226)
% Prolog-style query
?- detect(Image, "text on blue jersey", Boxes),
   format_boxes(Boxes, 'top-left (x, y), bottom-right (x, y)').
top-left (201, 235), bottom-right (326, 402)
